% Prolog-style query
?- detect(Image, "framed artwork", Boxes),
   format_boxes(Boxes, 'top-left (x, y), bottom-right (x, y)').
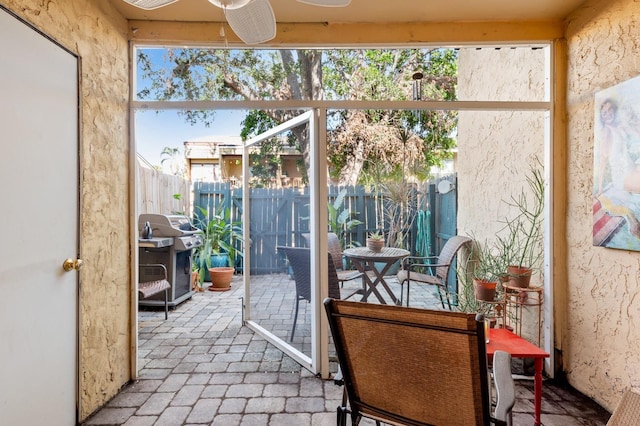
top-left (593, 75), bottom-right (640, 250)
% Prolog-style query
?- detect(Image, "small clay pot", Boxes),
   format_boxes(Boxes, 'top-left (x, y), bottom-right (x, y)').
top-left (507, 265), bottom-right (532, 288)
top-left (473, 278), bottom-right (497, 301)
top-left (366, 238), bottom-right (384, 253)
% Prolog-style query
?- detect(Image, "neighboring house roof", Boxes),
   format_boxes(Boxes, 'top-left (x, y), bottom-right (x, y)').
top-left (184, 136), bottom-right (243, 159)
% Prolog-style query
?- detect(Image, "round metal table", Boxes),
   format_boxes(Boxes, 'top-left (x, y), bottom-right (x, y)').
top-left (343, 247), bottom-right (410, 304)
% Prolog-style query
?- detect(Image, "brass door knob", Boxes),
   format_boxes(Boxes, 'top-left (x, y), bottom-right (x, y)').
top-left (63, 258), bottom-right (84, 272)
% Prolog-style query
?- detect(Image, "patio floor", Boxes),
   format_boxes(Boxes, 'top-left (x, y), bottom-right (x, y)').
top-left (82, 273), bottom-right (612, 426)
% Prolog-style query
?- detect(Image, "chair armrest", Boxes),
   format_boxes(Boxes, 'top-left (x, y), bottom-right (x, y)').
top-left (403, 262), bottom-right (448, 278)
top-left (401, 256), bottom-right (438, 268)
top-left (139, 263), bottom-right (168, 280)
top-left (493, 350), bottom-right (515, 425)
top-left (407, 262), bottom-right (448, 269)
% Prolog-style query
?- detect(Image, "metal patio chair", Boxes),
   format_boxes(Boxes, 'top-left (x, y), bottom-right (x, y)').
top-left (303, 232), bottom-right (364, 288)
top-left (278, 246), bottom-right (344, 341)
top-left (324, 298), bottom-right (515, 426)
top-left (138, 263), bottom-right (171, 320)
top-left (397, 235), bottom-right (472, 309)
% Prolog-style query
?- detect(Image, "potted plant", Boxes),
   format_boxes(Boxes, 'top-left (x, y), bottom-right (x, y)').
top-left (366, 230), bottom-right (385, 253)
top-left (328, 188), bottom-right (364, 250)
top-left (455, 252), bottom-right (494, 315)
top-left (379, 180), bottom-right (419, 251)
top-left (456, 241), bottom-right (511, 333)
top-left (193, 203), bottom-right (243, 291)
top-left (469, 239), bottom-right (504, 302)
top-left (499, 162), bottom-right (545, 288)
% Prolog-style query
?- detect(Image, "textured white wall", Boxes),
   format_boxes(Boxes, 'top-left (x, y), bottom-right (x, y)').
top-left (0, 0), bottom-right (131, 420)
top-left (457, 47), bottom-right (547, 344)
top-left (565, 0), bottom-right (640, 411)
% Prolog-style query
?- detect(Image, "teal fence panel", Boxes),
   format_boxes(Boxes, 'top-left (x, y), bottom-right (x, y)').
top-left (192, 181), bottom-right (456, 276)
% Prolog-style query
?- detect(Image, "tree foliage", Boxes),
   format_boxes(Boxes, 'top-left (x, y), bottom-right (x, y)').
top-left (138, 48), bottom-right (457, 185)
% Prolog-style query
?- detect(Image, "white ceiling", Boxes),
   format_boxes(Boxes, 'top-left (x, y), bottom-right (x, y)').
top-left (109, 0), bottom-right (589, 24)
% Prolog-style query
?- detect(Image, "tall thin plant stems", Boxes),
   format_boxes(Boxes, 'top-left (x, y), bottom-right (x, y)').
top-left (500, 160), bottom-right (545, 269)
top-left (380, 180), bottom-right (422, 249)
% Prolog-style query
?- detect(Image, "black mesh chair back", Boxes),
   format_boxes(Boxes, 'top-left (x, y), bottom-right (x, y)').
top-left (278, 246), bottom-right (341, 340)
top-left (302, 232), bottom-right (363, 287)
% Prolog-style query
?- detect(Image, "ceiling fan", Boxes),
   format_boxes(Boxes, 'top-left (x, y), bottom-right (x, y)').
top-left (123, 0), bottom-right (352, 45)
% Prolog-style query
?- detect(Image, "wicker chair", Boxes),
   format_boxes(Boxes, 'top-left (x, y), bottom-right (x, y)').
top-left (302, 233), bottom-right (363, 288)
top-left (397, 235), bottom-right (472, 309)
top-left (607, 388), bottom-right (640, 425)
top-left (324, 298), bottom-right (515, 426)
top-left (278, 246), bottom-right (343, 341)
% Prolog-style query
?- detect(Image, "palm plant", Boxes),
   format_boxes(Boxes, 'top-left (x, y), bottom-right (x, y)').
top-left (192, 204), bottom-right (243, 285)
top-left (328, 189), bottom-right (363, 249)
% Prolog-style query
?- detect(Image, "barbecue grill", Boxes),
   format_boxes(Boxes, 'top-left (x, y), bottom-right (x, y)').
top-left (138, 214), bottom-right (203, 308)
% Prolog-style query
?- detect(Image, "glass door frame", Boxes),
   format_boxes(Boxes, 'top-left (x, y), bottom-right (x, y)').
top-left (130, 42), bottom-right (556, 378)
top-left (241, 109), bottom-right (332, 376)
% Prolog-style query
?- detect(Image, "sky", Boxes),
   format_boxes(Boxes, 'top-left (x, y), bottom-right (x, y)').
top-left (134, 47), bottom-right (247, 170)
top-left (135, 109), bottom-right (245, 169)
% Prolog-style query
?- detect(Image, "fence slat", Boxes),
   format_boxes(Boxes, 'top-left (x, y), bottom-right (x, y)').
top-left (137, 165), bottom-right (190, 216)
top-left (192, 179), bottom-right (456, 275)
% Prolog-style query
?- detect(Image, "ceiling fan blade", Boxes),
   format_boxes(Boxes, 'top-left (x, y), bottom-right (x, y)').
top-left (296, 0), bottom-right (351, 6)
top-left (123, 0), bottom-right (179, 10)
top-left (207, 0), bottom-right (252, 10)
top-left (225, 0), bottom-right (276, 45)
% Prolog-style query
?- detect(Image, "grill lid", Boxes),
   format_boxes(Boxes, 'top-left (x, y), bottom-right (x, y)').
top-left (139, 214), bottom-right (199, 237)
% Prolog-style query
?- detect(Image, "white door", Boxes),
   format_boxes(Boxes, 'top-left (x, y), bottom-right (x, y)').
top-left (0, 7), bottom-right (79, 425)
top-left (243, 111), bottom-right (331, 374)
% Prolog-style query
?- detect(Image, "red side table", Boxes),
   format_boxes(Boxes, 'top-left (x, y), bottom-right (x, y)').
top-left (487, 328), bottom-right (550, 426)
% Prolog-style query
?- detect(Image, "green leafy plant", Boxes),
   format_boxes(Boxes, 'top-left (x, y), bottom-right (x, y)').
top-left (455, 257), bottom-right (493, 315)
top-left (368, 230), bottom-right (384, 241)
top-left (328, 189), bottom-right (364, 248)
top-left (469, 239), bottom-right (503, 283)
top-left (192, 204), bottom-right (243, 285)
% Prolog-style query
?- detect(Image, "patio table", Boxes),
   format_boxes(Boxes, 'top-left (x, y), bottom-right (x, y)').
top-left (343, 247), bottom-right (409, 304)
top-left (487, 328), bottom-right (550, 426)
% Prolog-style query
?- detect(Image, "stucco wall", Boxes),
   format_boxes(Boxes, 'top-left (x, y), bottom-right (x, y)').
top-left (565, 0), bottom-right (640, 411)
top-left (0, 0), bottom-right (131, 420)
top-left (457, 47), bottom-right (547, 343)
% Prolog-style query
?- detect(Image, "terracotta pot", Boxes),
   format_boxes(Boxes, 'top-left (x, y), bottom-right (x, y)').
top-left (202, 254), bottom-right (230, 282)
top-left (473, 278), bottom-right (497, 301)
top-left (366, 238), bottom-right (384, 253)
top-left (208, 267), bottom-right (234, 292)
top-left (507, 265), bottom-right (532, 288)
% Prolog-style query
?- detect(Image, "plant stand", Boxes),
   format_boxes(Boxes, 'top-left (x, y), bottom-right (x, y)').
top-left (475, 298), bottom-right (506, 330)
top-left (503, 284), bottom-right (544, 347)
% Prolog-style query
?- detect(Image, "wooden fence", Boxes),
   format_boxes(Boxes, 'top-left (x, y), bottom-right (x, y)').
top-left (193, 179), bottom-right (456, 275)
top-left (134, 161), bottom-right (458, 282)
top-left (137, 163), bottom-right (190, 216)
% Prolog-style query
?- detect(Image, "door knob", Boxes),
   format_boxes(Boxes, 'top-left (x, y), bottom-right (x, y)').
top-left (62, 258), bottom-right (84, 272)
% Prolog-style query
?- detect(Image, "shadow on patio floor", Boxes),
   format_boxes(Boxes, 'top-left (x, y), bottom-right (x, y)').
top-left (83, 274), bottom-right (611, 425)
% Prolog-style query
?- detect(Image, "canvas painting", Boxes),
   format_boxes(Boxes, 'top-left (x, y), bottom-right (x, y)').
top-left (593, 75), bottom-right (640, 250)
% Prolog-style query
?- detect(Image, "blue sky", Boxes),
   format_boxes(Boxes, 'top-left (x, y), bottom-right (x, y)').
top-left (135, 47), bottom-right (246, 169)
top-left (135, 109), bottom-right (245, 168)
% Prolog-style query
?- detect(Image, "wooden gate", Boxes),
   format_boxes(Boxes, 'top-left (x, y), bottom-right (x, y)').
top-left (193, 179), bottom-right (457, 276)
top-left (431, 174), bottom-right (459, 299)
